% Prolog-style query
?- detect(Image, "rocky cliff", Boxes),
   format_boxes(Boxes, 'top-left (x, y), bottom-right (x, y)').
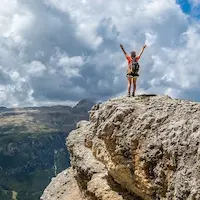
top-left (0, 99), bottom-right (94, 200)
top-left (41, 95), bottom-right (200, 200)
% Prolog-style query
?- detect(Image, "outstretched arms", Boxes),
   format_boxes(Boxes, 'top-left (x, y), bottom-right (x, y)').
top-left (138, 44), bottom-right (146, 58)
top-left (120, 44), bottom-right (147, 61)
top-left (120, 44), bottom-right (127, 56)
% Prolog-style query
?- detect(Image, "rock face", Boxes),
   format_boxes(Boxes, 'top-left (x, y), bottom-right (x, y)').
top-left (0, 99), bottom-right (94, 200)
top-left (41, 95), bottom-right (200, 200)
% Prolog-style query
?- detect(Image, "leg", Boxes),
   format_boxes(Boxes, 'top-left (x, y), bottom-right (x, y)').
top-left (132, 78), bottom-right (137, 96)
top-left (127, 77), bottom-right (132, 97)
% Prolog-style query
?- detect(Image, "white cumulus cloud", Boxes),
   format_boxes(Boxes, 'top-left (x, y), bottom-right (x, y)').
top-left (0, 0), bottom-right (199, 107)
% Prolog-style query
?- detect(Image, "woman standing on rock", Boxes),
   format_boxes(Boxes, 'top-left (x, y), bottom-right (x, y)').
top-left (120, 44), bottom-right (146, 97)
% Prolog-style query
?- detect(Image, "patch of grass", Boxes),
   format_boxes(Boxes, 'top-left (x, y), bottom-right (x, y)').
top-left (0, 187), bottom-right (12, 200)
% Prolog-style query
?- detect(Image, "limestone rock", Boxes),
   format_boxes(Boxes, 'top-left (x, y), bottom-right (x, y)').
top-left (42, 95), bottom-right (200, 200)
top-left (40, 168), bottom-right (84, 200)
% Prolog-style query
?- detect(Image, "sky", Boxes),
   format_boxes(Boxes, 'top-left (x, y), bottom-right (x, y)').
top-left (0, 0), bottom-right (200, 107)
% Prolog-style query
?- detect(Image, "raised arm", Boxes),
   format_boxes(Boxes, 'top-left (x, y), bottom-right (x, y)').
top-left (120, 44), bottom-right (127, 56)
top-left (138, 44), bottom-right (146, 58)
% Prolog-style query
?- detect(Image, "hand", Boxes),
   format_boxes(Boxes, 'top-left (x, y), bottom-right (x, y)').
top-left (143, 44), bottom-right (147, 49)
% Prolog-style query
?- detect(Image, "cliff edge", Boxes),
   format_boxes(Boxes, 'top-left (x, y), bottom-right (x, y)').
top-left (41, 95), bottom-right (200, 200)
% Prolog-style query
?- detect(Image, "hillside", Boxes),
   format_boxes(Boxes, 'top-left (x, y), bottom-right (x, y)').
top-left (0, 99), bottom-right (94, 200)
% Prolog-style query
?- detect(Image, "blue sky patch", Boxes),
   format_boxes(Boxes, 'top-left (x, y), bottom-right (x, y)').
top-left (177, 0), bottom-right (191, 14)
top-left (177, 0), bottom-right (200, 18)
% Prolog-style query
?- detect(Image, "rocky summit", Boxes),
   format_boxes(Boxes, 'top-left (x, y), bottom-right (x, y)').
top-left (41, 95), bottom-right (200, 200)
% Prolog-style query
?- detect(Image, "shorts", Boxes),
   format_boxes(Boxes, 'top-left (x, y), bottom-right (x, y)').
top-left (126, 72), bottom-right (139, 78)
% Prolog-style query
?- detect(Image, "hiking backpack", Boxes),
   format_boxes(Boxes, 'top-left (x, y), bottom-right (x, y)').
top-left (131, 60), bottom-right (140, 75)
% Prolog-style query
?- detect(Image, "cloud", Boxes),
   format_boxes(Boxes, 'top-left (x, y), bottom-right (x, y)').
top-left (0, 0), bottom-right (200, 107)
top-left (145, 32), bottom-right (157, 47)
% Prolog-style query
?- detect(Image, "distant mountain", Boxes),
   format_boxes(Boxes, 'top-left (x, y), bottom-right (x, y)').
top-left (0, 99), bottom-right (95, 200)
top-left (72, 99), bottom-right (96, 113)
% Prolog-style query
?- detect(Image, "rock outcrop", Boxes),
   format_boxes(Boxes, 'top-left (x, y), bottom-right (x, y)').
top-left (41, 95), bottom-right (200, 200)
